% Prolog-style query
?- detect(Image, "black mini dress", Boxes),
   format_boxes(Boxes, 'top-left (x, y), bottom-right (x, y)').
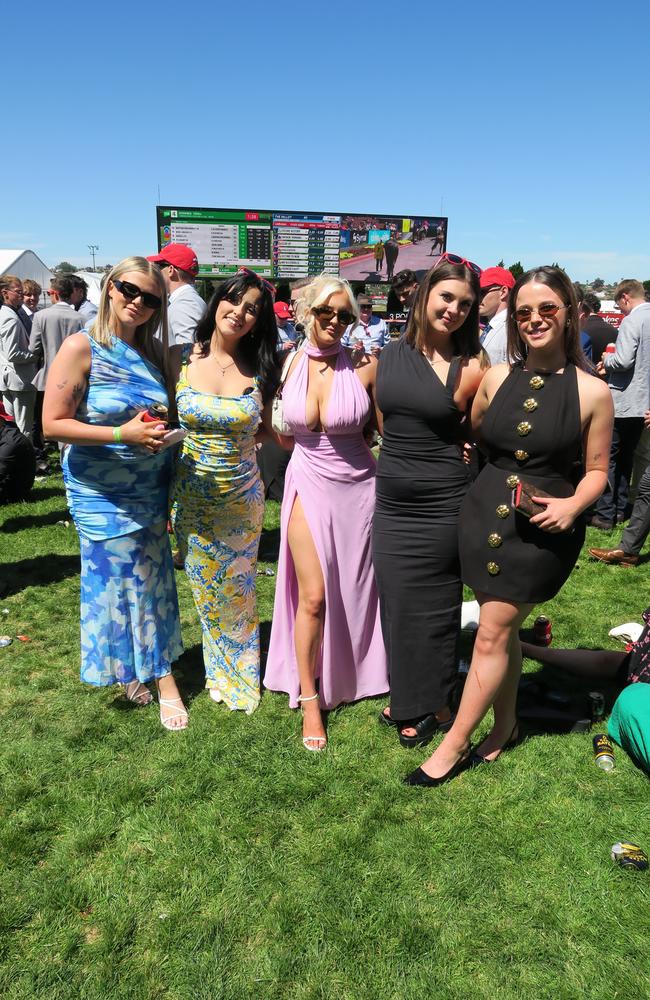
top-left (460, 362), bottom-right (585, 604)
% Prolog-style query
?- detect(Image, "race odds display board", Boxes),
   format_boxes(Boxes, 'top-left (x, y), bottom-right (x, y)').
top-left (156, 206), bottom-right (447, 281)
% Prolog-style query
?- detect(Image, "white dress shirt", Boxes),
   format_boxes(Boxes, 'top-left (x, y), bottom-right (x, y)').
top-left (168, 284), bottom-right (207, 346)
top-left (480, 308), bottom-right (508, 366)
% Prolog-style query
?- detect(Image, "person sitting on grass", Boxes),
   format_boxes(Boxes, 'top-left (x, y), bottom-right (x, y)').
top-left (520, 609), bottom-right (650, 775)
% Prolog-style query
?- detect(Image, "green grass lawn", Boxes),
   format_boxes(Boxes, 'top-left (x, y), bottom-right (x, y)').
top-left (1, 475), bottom-right (649, 1000)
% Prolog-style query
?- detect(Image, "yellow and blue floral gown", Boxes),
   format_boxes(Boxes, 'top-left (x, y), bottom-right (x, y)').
top-left (171, 349), bottom-right (264, 713)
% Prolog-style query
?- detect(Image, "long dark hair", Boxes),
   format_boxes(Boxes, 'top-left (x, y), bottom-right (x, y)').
top-left (507, 266), bottom-right (588, 370)
top-left (404, 261), bottom-right (481, 358)
top-left (195, 272), bottom-right (280, 403)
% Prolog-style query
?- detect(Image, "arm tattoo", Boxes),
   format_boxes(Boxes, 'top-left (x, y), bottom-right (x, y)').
top-left (56, 379), bottom-right (68, 390)
top-left (66, 382), bottom-right (85, 408)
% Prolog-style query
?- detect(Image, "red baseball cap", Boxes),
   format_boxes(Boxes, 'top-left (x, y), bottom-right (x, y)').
top-left (274, 302), bottom-right (292, 320)
top-left (147, 243), bottom-right (199, 276)
top-left (479, 266), bottom-right (515, 290)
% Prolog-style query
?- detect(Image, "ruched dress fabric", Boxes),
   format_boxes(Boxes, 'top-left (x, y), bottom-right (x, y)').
top-left (373, 338), bottom-right (470, 721)
top-left (264, 346), bottom-right (388, 709)
top-left (460, 362), bottom-right (585, 603)
top-left (62, 333), bottom-right (183, 686)
top-left (171, 349), bottom-right (264, 713)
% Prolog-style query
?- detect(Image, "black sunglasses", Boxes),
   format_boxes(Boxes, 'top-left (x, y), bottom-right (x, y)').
top-left (113, 279), bottom-right (162, 310)
top-left (312, 306), bottom-right (356, 326)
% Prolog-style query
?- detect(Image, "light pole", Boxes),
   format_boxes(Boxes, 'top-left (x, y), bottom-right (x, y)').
top-left (88, 244), bottom-right (99, 270)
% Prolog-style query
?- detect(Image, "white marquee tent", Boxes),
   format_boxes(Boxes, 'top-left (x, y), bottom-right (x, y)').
top-left (0, 250), bottom-right (53, 307)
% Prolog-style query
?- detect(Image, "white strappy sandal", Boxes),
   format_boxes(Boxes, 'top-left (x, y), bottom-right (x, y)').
top-left (123, 680), bottom-right (153, 707)
top-left (158, 696), bottom-right (189, 732)
top-left (297, 692), bottom-right (327, 752)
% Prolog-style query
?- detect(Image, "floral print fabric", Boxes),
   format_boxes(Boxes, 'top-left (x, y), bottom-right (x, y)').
top-left (171, 349), bottom-right (264, 713)
top-left (80, 521), bottom-right (183, 685)
top-left (62, 333), bottom-right (182, 685)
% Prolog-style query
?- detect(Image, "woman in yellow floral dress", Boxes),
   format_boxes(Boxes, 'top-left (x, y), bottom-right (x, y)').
top-left (170, 271), bottom-right (279, 712)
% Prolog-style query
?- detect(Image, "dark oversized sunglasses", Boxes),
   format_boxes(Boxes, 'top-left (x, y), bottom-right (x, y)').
top-left (113, 279), bottom-right (162, 310)
top-left (312, 306), bottom-right (356, 326)
top-left (514, 303), bottom-right (568, 323)
top-left (434, 252), bottom-right (482, 277)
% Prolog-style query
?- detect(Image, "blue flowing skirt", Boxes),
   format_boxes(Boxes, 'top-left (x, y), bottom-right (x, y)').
top-left (79, 520), bottom-right (183, 686)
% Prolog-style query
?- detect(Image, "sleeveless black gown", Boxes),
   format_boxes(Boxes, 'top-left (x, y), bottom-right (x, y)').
top-left (373, 338), bottom-right (470, 721)
top-left (459, 362), bottom-right (585, 602)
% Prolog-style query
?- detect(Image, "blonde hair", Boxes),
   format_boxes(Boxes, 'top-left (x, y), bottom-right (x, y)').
top-left (90, 256), bottom-right (168, 371)
top-left (296, 274), bottom-right (359, 340)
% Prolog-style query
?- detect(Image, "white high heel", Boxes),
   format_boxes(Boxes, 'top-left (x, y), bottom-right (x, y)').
top-left (297, 692), bottom-right (327, 752)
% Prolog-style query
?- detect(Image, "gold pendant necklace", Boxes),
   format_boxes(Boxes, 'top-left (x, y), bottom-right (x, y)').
top-left (213, 356), bottom-right (236, 376)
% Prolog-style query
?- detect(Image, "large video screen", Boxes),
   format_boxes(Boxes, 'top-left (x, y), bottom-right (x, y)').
top-left (156, 206), bottom-right (448, 282)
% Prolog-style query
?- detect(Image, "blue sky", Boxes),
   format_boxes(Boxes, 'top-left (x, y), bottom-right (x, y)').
top-left (2, 0), bottom-right (648, 282)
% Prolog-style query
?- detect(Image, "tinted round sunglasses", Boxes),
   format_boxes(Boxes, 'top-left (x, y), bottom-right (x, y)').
top-left (113, 279), bottom-right (162, 310)
top-left (514, 303), bottom-right (568, 323)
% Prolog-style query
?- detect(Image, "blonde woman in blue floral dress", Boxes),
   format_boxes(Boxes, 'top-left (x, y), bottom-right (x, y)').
top-left (43, 257), bottom-right (187, 731)
top-left (170, 271), bottom-right (279, 713)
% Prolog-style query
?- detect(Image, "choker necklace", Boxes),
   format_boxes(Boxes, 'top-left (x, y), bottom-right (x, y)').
top-left (303, 340), bottom-right (342, 359)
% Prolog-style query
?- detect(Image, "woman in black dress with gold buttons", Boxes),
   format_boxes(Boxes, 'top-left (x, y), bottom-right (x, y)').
top-left (406, 266), bottom-right (614, 786)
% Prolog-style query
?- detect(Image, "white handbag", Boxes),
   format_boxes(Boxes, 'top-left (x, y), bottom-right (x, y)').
top-left (271, 350), bottom-right (297, 435)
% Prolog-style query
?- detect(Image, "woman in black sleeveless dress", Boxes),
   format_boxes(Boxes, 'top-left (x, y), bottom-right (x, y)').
top-left (406, 266), bottom-right (614, 786)
top-left (373, 256), bottom-right (485, 747)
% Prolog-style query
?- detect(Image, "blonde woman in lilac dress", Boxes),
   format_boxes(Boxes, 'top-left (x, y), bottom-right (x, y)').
top-left (264, 276), bottom-right (389, 750)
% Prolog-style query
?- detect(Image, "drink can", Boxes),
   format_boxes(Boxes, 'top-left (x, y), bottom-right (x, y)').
top-left (0, 636), bottom-right (12, 647)
top-left (142, 403), bottom-right (168, 425)
top-left (533, 615), bottom-right (552, 646)
top-left (593, 733), bottom-right (615, 771)
top-left (611, 842), bottom-right (648, 870)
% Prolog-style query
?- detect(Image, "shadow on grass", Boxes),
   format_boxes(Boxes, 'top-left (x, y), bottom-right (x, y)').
top-left (0, 553), bottom-right (80, 597)
top-left (28, 486), bottom-right (67, 502)
top-left (258, 527), bottom-right (280, 563)
top-left (1, 509), bottom-right (71, 533)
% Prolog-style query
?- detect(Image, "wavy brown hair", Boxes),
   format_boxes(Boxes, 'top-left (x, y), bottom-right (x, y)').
top-left (404, 260), bottom-right (481, 358)
top-left (506, 266), bottom-right (588, 370)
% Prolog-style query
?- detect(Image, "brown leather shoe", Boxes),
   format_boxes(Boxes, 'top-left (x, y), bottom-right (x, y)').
top-left (588, 547), bottom-right (639, 567)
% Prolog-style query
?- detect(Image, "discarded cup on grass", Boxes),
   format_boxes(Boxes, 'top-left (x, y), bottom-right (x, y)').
top-left (611, 842), bottom-right (648, 870)
top-left (0, 636), bottom-right (12, 647)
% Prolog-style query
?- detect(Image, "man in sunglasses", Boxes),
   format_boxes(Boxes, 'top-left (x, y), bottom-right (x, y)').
top-left (478, 266), bottom-right (515, 366)
top-left (147, 243), bottom-right (206, 346)
top-left (342, 294), bottom-right (389, 356)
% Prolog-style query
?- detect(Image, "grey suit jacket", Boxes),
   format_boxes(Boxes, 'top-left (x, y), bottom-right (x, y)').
top-left (0, 304), bottom-right (37, 391)
top-left (603, 302), bottom-right (650, 418)
top-left (29, 303), bottom-right (84, 391)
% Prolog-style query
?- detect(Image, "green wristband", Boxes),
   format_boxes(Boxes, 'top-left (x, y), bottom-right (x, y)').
top-left (113, 426), bottom-right (122, 444)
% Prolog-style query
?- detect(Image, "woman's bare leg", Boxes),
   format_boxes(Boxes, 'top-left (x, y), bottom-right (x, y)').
top-left (287, 496), bottom-right (326, 745)
top-left (415, 596), bottom-right (532, 778)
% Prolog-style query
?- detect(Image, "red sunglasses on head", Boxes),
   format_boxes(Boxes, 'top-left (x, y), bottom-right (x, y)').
top-left (237, 267), bottom-right (276, 299)
top-left (433, 252), bottom-right (482, 277)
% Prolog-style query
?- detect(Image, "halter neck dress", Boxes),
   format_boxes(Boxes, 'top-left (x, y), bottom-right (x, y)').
top-left (264, 344), bottom-right (388, 709)
top-left (459, 362), bottom-right (585, 602)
